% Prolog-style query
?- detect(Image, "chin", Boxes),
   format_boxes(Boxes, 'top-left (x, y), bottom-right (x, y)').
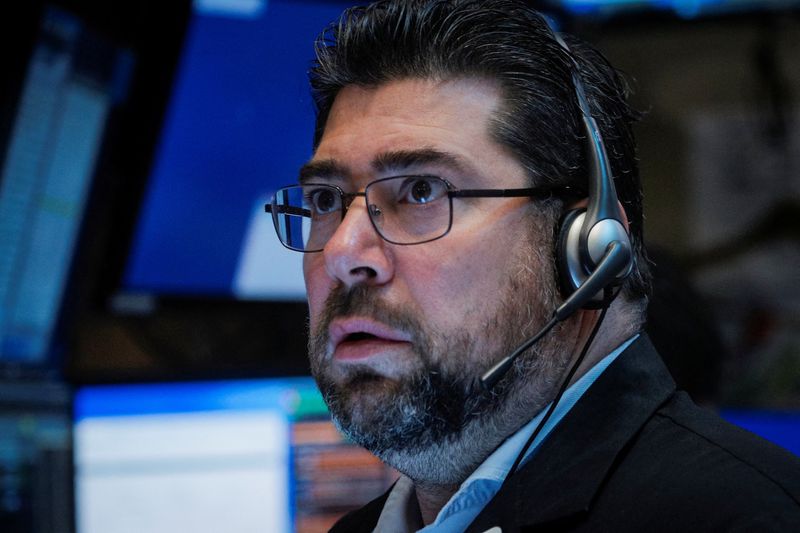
top-left (374, 421), bottom-right (496, 486)
top-left (318, 370), bottom-right (401, 423)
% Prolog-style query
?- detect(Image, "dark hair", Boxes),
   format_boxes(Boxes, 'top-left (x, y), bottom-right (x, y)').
top-left (309, 0), bottom-right (651, 304)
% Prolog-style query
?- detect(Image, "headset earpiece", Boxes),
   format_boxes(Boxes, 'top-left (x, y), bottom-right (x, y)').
top-left (557, 208), bottom-right (631, 308)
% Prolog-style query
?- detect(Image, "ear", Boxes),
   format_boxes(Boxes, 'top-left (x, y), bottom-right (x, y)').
top-left (616, 199), bottom-right (630, 232)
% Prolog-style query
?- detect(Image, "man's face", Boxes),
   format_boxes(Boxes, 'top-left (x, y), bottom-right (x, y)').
top-left (302, 78), bottom-right (566, 481)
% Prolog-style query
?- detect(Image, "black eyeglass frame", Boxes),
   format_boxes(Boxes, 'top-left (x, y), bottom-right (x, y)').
top-left (265, 175), bottom-right (582, 252)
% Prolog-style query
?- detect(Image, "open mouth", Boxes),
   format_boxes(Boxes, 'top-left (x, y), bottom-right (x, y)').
top-left (328, 318), bottom-right (413, 361)
top-left (343, 332), bottom-right (379, 342)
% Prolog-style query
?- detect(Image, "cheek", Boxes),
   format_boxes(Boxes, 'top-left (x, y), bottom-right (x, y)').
top-left (418, 218), bottom-right (545, 322)
top-left (399, 245), bottom-right (509, 325)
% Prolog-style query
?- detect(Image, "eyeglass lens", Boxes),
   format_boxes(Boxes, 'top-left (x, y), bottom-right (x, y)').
top-left (269, 176), bottom-right (454, 251)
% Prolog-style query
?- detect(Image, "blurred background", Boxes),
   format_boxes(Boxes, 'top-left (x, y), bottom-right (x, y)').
top-left (0, 0), bottom-right (797, 531)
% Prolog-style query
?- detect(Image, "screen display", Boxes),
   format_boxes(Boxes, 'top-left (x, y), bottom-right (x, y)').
top-left (0, 381), bottom-right (72, 533)
top-left (0, 7), bottom-right (127, 365)
top-left (553, 0), bottom-right (800, 18)
top-left (123, 0), bottom-right (353, 301)
top-left (73, 377), bottom-right (396, 533)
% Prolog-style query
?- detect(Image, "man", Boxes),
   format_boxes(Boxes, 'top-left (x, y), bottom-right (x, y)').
top-left (267, 1), bottom-right (800, 530)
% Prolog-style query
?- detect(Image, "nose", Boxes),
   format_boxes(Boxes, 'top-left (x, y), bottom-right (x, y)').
top-left (323, 199), bottom-right (394, 288)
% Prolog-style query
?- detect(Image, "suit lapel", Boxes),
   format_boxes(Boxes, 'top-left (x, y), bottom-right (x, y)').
top-left (328, 487), bottom-right (392, 533)
top-left (468, 335), bottom-right (676, 532)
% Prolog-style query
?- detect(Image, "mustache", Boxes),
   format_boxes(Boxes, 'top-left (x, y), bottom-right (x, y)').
top-left (311, 283), bottom-right (428, 352)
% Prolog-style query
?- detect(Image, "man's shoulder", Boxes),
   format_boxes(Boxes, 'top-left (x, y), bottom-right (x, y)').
top-left (594, 391), bottom-right (800, 528)
top-left (597, 335), bottom-right (800, 504)
top-left (647, 391), bottom-right (800, 495)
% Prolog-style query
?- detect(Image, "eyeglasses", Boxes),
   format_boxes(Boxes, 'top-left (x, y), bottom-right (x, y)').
top-left (265, 175), bottom-right (575, 253)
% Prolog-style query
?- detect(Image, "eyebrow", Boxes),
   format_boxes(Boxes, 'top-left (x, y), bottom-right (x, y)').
top-left (298, 159), bottom-right (350, 184)
top-left (372, 148), bottom-right (468, 174)
top-left (298, 148), bottom-right (469, 184)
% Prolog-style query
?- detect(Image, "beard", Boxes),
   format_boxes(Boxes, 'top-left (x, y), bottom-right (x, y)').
top-left (308, 233), bottom-right (574, 484)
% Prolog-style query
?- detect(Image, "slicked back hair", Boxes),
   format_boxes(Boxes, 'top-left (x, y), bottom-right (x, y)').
top-left (309, 0), bottom-right (651, 306)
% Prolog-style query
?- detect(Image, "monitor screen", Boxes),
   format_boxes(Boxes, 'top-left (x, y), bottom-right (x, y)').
top-left (549, 0), bottom-right (800, 19)
top-left (73, 377), bottom-right (396, 533)
top-left (0, 381), bottom-right (72, 533)
top-left (122, 0), bottom-right (353, 302)
top-left (0, 6), bottom-right (129, 368)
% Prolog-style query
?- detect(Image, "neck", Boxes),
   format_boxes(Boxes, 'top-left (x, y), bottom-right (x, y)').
top-left (567, 299), bottom-right (640, 386)
top-left (414, 481), bottom-right (460, 525)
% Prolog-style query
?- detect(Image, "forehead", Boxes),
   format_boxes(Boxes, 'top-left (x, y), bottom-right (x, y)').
top-left (311, 78), bottom-right (522, 185)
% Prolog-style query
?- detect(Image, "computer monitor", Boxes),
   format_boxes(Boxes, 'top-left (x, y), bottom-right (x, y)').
top-left (120, 0), bottom-right (353, 303)
top-left (0, 381), bottom-right (72, 533)
top-left (0, 4), bottom-right (131, 372)
top-left (73, 377), bottom-right (396, 533)
top-left (546, 0), bottom-right (800, 19)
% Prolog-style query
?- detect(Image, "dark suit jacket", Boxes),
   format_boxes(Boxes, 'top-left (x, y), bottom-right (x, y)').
top-left (330, 335), bottom-right (800, 532)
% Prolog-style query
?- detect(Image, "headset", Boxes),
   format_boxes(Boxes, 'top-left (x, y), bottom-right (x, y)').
top-left (552, 30), bottom-right (634, 309)
top-left (480, 26), bottom-right (635, 391)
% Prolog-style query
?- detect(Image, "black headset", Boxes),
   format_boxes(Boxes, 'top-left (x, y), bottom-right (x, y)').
top-left (551, 30), bottom-right (634, 311)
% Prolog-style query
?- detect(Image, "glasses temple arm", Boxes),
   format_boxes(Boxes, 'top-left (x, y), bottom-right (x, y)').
top-left (265, 204), bottom-right (312, 217)
top-left (449, 185), bottom-right (583, 199)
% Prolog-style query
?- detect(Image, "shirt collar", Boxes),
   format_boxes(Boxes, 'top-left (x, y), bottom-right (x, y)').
top-left (373, 475), bottom-right (421, 533)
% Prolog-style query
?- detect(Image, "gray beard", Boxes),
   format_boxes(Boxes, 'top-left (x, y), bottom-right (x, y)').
top-left (308, 243), bottom-right (572, 484)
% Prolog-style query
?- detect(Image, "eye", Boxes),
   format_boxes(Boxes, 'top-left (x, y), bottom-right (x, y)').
top-left (398, 177), bottom-right (447, 205)
top-left (305, 187), bottom-right (341, 215)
